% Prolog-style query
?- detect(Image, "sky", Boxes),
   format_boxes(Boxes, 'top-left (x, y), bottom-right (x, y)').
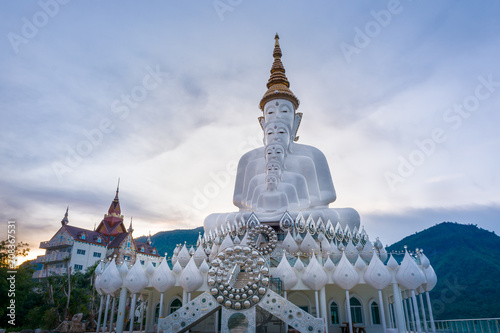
top-left (1, 1), bottom-right (499, 264)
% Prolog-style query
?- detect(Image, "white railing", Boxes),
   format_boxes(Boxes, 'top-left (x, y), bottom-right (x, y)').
top-left (434, 318), bottom-right (500, 333)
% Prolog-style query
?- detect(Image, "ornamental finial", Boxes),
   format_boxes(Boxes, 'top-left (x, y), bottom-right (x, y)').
top-left (259, 33), bottom-right (300, 111)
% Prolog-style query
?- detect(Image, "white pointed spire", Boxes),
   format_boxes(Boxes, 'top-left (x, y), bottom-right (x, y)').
top-left (302, 255), bottom-right (328, 290)
top-left (333, 252), bottom-right (360, 290)
top-left (179, 256), bottom-right (203, 292)
top-left (360, 240), bottom-right (374, 262)
top-left (323, 257), bottom-right (335, 272)
top-left (423, 264), bottom-right (437, 291)
top-left (344, 239), bottom-right (359, 264)
top-left (145, 261), bottom-right (155, 276)
top-left (100, 259), bottom-right (123, 294)
top-left (294, 257), bottom-right (305, 272)
top-left (123, 259), bottom-right (149, 294)
top-left (396, 248), bottom-right (426, 290)
top-left (387, 254), bottom-right (399, 270)
top-left (119, 262), bottom-right (129, 277)
top-left (364, 251), bottom-right (392, 290)
top-left (282, 231), bottom-right (299, 254)
top-left (151, 257), bottom-right (175, 293)
top-left (330, 240), bottom-right (342, 263)
top-left (320, 236), bottom-right (332, 257)
top-left (275, 253), bottom-right (298, 290)
top-left (193, 245), bottom-right (208, 266)
top-left (177, 244), bottom-right (191, 267)
top-left (199, 259), bottom-right (209, 274)
top-left (172, 260), bottom-right (182, 274)
top-left (300, 231), bottom-right (320, 255)
top-left (354, 256), bottom-right (366, 270)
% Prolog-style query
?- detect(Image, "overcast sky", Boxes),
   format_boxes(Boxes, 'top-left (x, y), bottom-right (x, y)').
top-left (1, 1), bottom-right (499, 263)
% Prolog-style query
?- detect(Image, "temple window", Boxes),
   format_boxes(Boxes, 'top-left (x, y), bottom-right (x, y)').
top-left (330, 301), bottom-right (340, 324)
top-left (370, 300), bottom-right (381, 325)
top-left (349, 297), bottom-right (364, 324)
top-left (169, 299), bottom-right (182, 314)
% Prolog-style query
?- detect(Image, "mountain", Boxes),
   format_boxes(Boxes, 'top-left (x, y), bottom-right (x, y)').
top-left (140, 222), bottom-right (500, 320)
top-left (135, 226), bottom-right (203, 258)
top-left (387, 222), bottom-right (500, 320)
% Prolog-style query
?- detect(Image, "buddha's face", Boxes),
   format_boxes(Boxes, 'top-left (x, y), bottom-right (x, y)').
top-left (264, 99), bottom-right (294, 128)
top-left (264, 121), bottom-right (290, 147)
top-left (266, 162), bottom-right (282, 177)
top-left (265, 175), bottom-right (278, 190)
top-left (265, 144), bottom-right (285, 164)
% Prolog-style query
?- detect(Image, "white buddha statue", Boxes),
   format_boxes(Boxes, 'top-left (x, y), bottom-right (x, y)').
top-left (244, 153), bottom-right (310, 210)
top-left (255, 175), bottom-right (290, 213)
top-left (204, 34), bottom-right (360, 234)
top-left (239, 120), bottom-right (321, 208)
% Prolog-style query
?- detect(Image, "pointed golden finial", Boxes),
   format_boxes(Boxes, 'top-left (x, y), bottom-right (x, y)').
top-left (259, 33), bottom-right (299, 111)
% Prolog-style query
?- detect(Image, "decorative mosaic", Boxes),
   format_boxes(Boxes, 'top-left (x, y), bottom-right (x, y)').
top-left (258, 290), bottom-right (325, 333)
top-left (247, 224), bottom-right (277, 255)
top-left (158, 292), bottom-right (219, 333)
top-left (208, 245), bottom-right (269, 310)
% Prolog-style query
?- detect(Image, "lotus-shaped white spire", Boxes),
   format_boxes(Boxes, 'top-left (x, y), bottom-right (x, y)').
top-left (177, 244), bottom-right (191, 267)
top-left (179, 256), bottom-right (203, 292)
top-left (333, 252), bottom-right (359, 290)
top-left (364, 251), bottom-right (391, 290)
top-left (282, 231), bottom-right (299, 254)
top-left (294, 257), bottom-right (305, 272)
top-left (423, 264), bottom-right (437, 291)
top-left (344, 240), bottom-right (359, 264)
top-left (323, 256), bottom-right (335, 272)
top-left (320, 236), bottom-right (332, 257)
top-left (360, 240), bottom-right (374, 263)
top-left (387, 254), bottom-right (399, 270)
top-left (396, 249), bottom-right (426, 290)
top-left (100, 259), bottom-right (123, 294)
top-left (330, 240), bottom-right (342, 263)
top-left (300, 232), bottom-right (320, 255)
top-left (199, 259), bottom-right (209, 274)
top-left (275, 253), bottom-right (298, 290)
top-left (124, 260), bottom-right (149, 294)
top-left (151, 257), bottom-right (175, 293)
top-left (302, 255), bottom-right (328, 290)
top-left (119, 262), bottom-right (129, 278)
top-left (193, 245), bottom-right (208, 266)
top-left (145, 261), bottom-right (156, 276)
top-left (172, 261), bottom-right (182, 274)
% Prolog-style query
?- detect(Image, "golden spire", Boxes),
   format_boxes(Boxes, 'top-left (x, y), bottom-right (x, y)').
top-left (259, 33), bottom-right (300, 111)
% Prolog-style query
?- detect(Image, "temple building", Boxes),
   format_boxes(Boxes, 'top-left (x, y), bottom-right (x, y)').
top-left (92, 35), bottom-right (438, 333)
top-left (33, 186), bottom-right (161, 279)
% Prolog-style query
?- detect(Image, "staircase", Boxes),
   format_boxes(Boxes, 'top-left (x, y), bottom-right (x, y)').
top-left (233, 271), bottom-right (252, 288)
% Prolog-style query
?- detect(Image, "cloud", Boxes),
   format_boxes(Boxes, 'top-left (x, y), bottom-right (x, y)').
top-left (0, 1), bottom-right (499, 264)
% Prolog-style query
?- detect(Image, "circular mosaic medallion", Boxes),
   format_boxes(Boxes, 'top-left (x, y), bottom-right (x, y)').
top-left (247, 225), bottom-right (277, 255)
top-left (210, 244), bottom-right (269, 310)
